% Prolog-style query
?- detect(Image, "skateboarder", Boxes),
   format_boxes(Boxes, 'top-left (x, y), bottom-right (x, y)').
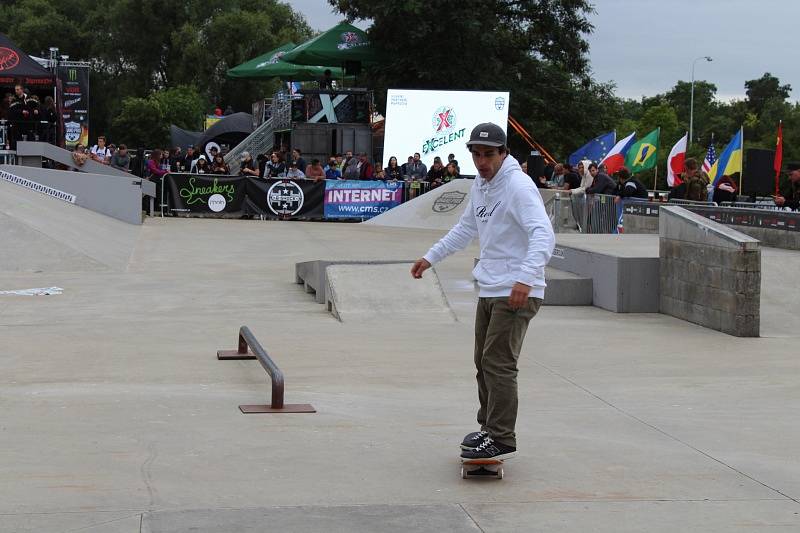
top-left (411, 123), bottom-right (555, 461)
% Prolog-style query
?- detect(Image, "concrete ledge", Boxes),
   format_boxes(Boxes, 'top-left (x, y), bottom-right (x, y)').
top-left (659, 206), bottom-right (760, 337)
top-left (296, 259), bottom-right (415, 304)
top-left (543, 267), bottom-right (593, 306)
top-left (660, 206), bottom-right (760, 251)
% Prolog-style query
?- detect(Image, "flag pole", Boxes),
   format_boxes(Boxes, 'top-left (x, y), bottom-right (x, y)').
top-left (775, 120), bottom-right (782, 197)
top-left (738, 125), bottom-right (744, 191)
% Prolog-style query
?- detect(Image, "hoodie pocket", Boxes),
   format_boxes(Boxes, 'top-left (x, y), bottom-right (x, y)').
top-left (472, 258), bottom-right (509, 286)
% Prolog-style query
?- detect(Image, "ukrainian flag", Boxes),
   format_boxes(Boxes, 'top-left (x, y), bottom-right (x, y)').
top-left (707, 128), bottom-right (743, 185)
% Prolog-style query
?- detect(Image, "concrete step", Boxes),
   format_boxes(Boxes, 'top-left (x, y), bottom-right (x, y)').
top-left (543, 266), bottom-right (593, 306)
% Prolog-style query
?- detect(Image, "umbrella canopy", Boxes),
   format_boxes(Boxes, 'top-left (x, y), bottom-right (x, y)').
top-left (281, 23), bottom-right (378, 67)
top-left (0, 32), bottom-right (55, 86)
top-left (227, 42), bottom-right (345, 81)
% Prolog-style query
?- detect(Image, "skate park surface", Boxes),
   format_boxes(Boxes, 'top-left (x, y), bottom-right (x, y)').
top-left (3, 180), bottom-right (800, 532)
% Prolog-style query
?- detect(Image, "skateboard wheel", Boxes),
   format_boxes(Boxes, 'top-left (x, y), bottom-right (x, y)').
top-left (497, 467), bottom-right (504, 479)
top-left (461, 467), bottom-right (468, 479)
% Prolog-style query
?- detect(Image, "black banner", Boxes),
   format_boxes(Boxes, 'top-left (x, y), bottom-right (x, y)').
top-left (57, 65), bottom-right (90, 149)
top-left (623, 201), bottom-right (800, 232)
top-left (245, 178), bottom-right (325, 219)
top-left (167, 174), bottom-right (247, 215)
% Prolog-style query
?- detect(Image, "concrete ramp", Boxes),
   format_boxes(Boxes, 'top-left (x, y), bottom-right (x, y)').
top-left (365, 179), bottom-right (472, 230)
top-left (325, 263), bottom-right (456, 322)
top-left (0, 177), bottom-right (140, 273)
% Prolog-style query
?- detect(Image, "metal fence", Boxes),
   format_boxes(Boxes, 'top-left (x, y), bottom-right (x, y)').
top-left (567, 193), bottom-right (621, 234)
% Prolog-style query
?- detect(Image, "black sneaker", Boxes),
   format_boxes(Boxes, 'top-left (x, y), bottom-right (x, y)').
top-left (460, 436), bottom-right (517, 461)
top-left (460, 431), bottom-right (488, 450)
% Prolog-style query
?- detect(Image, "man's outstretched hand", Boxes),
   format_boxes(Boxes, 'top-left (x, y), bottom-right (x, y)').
top-left (410, 258), bottom-right (431, 279)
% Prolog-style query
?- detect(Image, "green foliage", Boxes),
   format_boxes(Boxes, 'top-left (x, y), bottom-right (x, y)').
top-left (4, 0), bottom-right (312, 147)
top-left (153, 86), bottom-right (205, 132)
top-left (111, 97), bottom-right (166, 148)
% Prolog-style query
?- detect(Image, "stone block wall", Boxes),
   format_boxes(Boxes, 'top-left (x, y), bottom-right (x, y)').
top-left (659, 206), bottom-right (760, 337)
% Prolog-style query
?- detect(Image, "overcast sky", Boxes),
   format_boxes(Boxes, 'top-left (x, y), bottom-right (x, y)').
top-left (289, 0), bottom-right (798, 101)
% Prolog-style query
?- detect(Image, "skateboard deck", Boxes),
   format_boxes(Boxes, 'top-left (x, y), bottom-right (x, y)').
top-left (461, 458), bottom-right (504, 479)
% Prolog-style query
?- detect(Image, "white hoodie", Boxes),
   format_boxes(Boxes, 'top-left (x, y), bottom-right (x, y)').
top-left (423, 155), bottom-right (555, 299)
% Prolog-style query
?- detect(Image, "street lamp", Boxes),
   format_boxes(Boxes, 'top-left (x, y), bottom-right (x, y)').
top-left (689, 56), bottom-right (713, 147)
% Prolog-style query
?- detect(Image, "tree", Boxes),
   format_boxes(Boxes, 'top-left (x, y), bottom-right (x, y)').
top-left (329, 0), bottom-right (598, 160)
top-left (111, 97), bottom-right (166, 148)
top-left (745, 72), bottom-right (791, 115)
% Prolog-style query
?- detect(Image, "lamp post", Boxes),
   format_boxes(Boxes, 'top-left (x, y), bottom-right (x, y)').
top-left (689, 56), bottom-right (713, 147)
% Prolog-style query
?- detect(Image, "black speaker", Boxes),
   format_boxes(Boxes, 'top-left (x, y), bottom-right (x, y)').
top-left (290, 99), bottom-right (306, 122)
top-left (527, 154), bottom-right (545, 179)
top-left (344, 60), bottom-right (361, 76)
top-left (743, 148), bottom-right (775, 196)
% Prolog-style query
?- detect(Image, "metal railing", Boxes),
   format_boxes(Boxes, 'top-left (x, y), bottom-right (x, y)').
top-left (568, 193), bottom-right (620, 234)
top-left (720, 201), bottom-right (784, 211)
top-left (224, 92), bottom-right (292, 165)
top-left (217, 326), bottom-right (315, 414)
top-left (667, 198), bottom-right (717, 207)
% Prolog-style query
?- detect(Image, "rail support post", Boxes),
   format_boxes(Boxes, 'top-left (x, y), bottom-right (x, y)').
top-left (218, 326), bottom-right (315, 414)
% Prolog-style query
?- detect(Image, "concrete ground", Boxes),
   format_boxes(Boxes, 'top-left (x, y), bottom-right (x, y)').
top-left (2, 206), bottom-right (800, 531)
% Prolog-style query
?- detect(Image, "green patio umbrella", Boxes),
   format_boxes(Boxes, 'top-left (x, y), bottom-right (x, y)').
top-left (281, 23), bottom-right (378, 67)
top-left (226, 42), bottom-right (345, 81)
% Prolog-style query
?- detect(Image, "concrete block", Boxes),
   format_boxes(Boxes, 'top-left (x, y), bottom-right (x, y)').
top-left (543, 267), bottom-right (593, 306)
top-left (660, 206), bottom-right (760, 250)
top-left (721, 313), bottom-right (760, 337)
top-left (731, 250), bottom-right (761, 272)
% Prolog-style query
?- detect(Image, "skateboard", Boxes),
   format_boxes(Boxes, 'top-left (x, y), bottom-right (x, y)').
top-left (461, 458), bottom-right (504, 479)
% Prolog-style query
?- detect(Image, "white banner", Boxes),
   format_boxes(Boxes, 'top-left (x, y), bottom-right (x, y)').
top-left (383, 89), bottom-right (510, 176)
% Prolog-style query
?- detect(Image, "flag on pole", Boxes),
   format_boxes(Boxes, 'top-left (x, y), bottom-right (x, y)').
top-left (599, 131), bottom-right (636, 175)
top-left (707, 128), bottom-right (743, 186)
top-left (666, 133), bottom-right (687, 187)
top-left (702, 137), bottom-right (716, 173)
top-left (774, 121), bottom-right (783, 196)
top-left (624, 128), bottom-right (660, 173)
top-left (567, 131), bottom-right (615, 166)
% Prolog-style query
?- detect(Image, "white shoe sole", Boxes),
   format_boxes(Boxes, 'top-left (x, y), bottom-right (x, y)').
top-left (461, 450), bottom-right (517, 461)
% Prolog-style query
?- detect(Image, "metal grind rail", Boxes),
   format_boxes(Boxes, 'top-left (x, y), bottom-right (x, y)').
top-left (217, 326), bottom-right (315, 414)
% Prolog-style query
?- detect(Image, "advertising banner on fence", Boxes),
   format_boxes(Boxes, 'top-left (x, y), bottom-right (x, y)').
top-left (57, 65), bottom-right (90, 149)
top-left (245, 178), bottom-right (325, 219)
top-left (324, 180), bottom-right (404, 219)
top-left (167, 174), bottom-right (247, 215)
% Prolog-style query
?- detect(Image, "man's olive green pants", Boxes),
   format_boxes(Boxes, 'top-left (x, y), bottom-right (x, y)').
top-left (474, 296), bottom-right (542, 448)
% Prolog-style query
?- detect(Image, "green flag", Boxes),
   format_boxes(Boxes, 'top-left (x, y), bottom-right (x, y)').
top-left (624, 127), bottom-right (660, 173)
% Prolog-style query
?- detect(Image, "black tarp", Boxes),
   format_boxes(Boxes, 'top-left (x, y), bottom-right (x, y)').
top-left (170, 125), bottom-right (203, 151)
top-left (198, 112), bottom-right (253, 157)
top-left (0, 33), bottom-right (55, 87)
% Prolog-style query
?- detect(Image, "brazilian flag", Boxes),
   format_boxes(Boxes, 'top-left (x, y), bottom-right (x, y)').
top-left (624, 128), bottom-right (660, 173)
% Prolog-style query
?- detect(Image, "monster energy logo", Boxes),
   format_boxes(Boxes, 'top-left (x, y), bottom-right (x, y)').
top-left (68, 69), bottom-right (77, 81)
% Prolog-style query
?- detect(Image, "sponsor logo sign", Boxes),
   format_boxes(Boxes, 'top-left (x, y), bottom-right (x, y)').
top-left (268, 180), bottom-right (305, 216)
top-left (0, 47), bottom-right (20, 71)
top-left (422, 106), bottom-right (466, 155)
top-left (324, 180), bottom-right (403, 219)
top-left (432, 191), bottom-right (467, 213)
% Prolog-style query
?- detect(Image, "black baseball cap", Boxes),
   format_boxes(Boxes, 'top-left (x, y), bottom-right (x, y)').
top-left (466, 122), bottom-right (507, 148)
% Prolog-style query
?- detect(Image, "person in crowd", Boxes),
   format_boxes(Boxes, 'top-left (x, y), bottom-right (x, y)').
top-left (375, 168), bottom-right (386, 179)
top-left (334, 153), bottom-right (345, 172)
top-left (568, 160), bottom-right (595, 195)
top-left (223, 105), bottom-right (234, 116)
top-left (400, 155), bottom-right (414, 177)
top-left (256, 153), bottom-right (269, 179)
top-left (407, 152), bottom-right (427, 180)
top-left (110, 144), bottom-right (131, 172)
top-left (561, 163), bottom-right (581, 190)
top-left (344, 150), bottom-right (354, 166)
top-left (306, 158), bottom-right (326, 181)
top-left (522, 159), bottom-right (550, 189)
top-left (319, 69), bottom-right (334, 90)
top-left (286, 161), bottom-right (305, 178)
top-left (290, 148), bottom-right (306, 173)
top-left (194, 155), bottom-right (210, 174)
top-left (342, 154), bottom-right (361, 179)
top-left (775, 164), bottom-right (800, 210)
top-left (71, 144), bottom-right (89, 167)
top-left (613, 166), bottom-right (648, 203)
top-left (585, 162), bottom-right (616, 195)
top-left (181, 146), bottom-right (196, 172)
top-left (384, 156), bottom-right (403, 181)
top-left (210, 154), bottom-right (230, 174)
top-left (443, 161), bottom-right (460, 182)
top-left (324, 156), bottom-right (342, 179)
top-left (167, 147), bottom-right (182, 171)
top-left (8, 84), bottom-right (30, 147)
top-left (146, 149), bottom-right (169, 179)
top-left (447, 153), bottom-right (460, 173)
top-left (712, 174), bottom-right (738, 204)
top-left (89, 136), bottom-right (112, 164)
top-left (426, 156), bottom-right (447, 188)
top-left (551, 163), bottom-right (566, 188)
top-left (41, 96), bottom-right (57, 144)
top-left (669, 158), bottom-right (698, 200)
top-left (266, 151), bottom-right (286, 177)
top-left (26, 95), bottom-right (41, 139)
top-left (237, 151), bottom-right (256, 177)
top-left (358, 152), bottom-right (374, 179)
top-left (521, 160), bottom-right (528, 175)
